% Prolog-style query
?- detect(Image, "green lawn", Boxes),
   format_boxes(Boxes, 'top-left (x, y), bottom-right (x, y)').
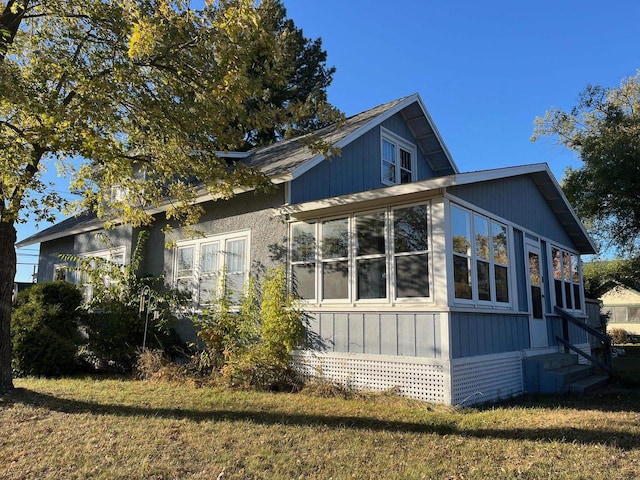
top-left (1, 377), bottom-right (639, 479)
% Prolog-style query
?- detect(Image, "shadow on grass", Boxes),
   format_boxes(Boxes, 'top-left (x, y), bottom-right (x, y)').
top-left (5, 387), bottom-right (640, 450)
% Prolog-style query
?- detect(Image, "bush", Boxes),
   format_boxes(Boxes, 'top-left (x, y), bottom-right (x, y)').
top-left (11, 282), bottom-right (84, 377)
top-left (194, 265), bottom-right (306, 390)
top-left (609, 328), bottom-right (629, 345)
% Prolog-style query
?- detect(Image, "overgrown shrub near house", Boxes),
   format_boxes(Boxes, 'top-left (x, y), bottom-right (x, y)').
top-left (11, 281), bottom-right (84, 377)
top-left (609, 327), bottom-right (629, 345)
top-left (65, 232), bottom-right (186, 372)
top-left (192, 265), bottom-right (306, 390)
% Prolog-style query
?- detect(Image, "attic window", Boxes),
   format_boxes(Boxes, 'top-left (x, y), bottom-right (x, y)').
top-left (381, 128), bottom-right (416, 186)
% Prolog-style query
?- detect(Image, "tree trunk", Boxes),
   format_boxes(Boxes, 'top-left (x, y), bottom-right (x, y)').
top-left (0, 221), bottom-right (16, 394)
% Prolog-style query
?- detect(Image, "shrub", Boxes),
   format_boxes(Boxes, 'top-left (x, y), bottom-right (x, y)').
top-left (609, 327), bottom-right (629, 345)
top-left (11, 282), bottom-right (84, 377)
top-left (64, 232), bottom-right (186, 371)
top-left (194, 265), bottom-right (306, 390)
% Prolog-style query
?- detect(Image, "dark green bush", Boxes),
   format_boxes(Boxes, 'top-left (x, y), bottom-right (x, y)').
top-left (11, 281), bottom-right (84, 377)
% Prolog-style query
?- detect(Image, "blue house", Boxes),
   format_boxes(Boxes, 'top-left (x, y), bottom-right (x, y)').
top-left (17, 93), bottom-right (601, 405)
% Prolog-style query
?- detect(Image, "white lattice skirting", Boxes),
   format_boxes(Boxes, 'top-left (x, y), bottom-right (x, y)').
top-left (450, 352), bottom-right (524, 406)
top-left (292, 351), bottom-right (450, 404)
top-left (293, 350), bottom-right (527, 406)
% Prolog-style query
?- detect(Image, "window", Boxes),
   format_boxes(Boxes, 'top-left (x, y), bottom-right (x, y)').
top-left (53, 264), bottom-right (69, 282)
top-left (290, 203), bottom-right (431, 303)
top-left (451, 204), bottom-right (510, 305)
top-left (381, 129), bottom-right (416, 186)
top-left (76, 247), bottom-right (126, 301)
top-left (175, 231), bottom-right (249, 306)
top-left (551, 247), bottom-right (582, 311)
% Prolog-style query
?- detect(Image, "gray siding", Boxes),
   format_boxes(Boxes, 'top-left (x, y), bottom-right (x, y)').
top-left (36, 236), bottom-right (75, 282)
top-left (448, 175), bottom-right (576, 249)
top-left (73, 224), bottom-right (134, 255)
top-left (291, 113), bottom-right (436, 204)
top-left (307, 311), bottom-right (442, 358)
top-left (450, 312), bottom-right (530, 359)
top-left (547, 315), bottom-right (589, 346)
top-left (159, 186), bottom-right (288, 281)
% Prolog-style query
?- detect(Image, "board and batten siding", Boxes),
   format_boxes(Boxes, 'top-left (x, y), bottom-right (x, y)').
top-left (306, 311), bottom-right (442, 358)
top-left (448, 175), bottom-right (576, 250)
top-left (450, 312), bottom-right (530, 359)
top-left (290, 113), bottom-right (436, 204)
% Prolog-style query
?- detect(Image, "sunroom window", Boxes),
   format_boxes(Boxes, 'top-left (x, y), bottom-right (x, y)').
top-left (451, 204), bottom-right (510, 305)
top-left (290, 203), bottom-right (431, 303)
top-left (551, 247), bottom-right (582, 311)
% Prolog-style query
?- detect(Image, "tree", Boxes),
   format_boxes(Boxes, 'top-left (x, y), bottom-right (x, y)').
top-left (532, 71), bottom-right (640, 255)
top-left (582, 258), bottom-right (640, 299)
top-left (0, 0), bottom-right (340, 394)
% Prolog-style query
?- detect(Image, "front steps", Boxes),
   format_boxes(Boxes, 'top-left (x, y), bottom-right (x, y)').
top-left (524, 353), bottom-right (609, 394)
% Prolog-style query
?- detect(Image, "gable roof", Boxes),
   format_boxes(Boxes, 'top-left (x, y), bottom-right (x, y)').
top-left (245, 93), bottom-right (458, 180)
top-left (283, 163), bottom-right (597, 255)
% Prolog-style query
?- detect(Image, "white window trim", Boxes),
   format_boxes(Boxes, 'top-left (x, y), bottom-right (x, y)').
top-left (548, 244), bottom-right (584, 313)
top-left (174, 229), bottom-right (251, 307)
top-left (380, 127), bottom-right (418, 186)
top-left (289, 201), bottom-right (433, 306)
top-left (53, 263), bottom-right (69, 282)
top-left (448, 202), bottom-right (513, 308)
top-left (76, 246), bottom-right (127, 301)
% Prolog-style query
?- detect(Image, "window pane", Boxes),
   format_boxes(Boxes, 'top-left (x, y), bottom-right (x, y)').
top-left (226, 272), bottom-right (246, 302)
top-left (322, 218), bottom-right (349, 259)
top-left (292, 263), bottom-right (315, 300)
top-left (563, 252), bottom-right (571, 280)
top-left (477, 260), bottom-right (491, 301)
top-left (199, 276), bottom-right (218, 305)
top-left (201, 242), bottom-right (219, 274)
top-left (382, 138), bottom-right (396, 184)
top-left (225, 239), bottom-right (246, 302)
top-left (382, 160), bottom-right (396, 183)
top-left (495, 265), bottom-right (509, 303)
top-left (474, 215), bottom-right (490, 260)
top-left (552, 248), bottom-right (562, 280)
top-left (565, 282), bottom-right (573, 309)
top-left (492, 223), bottom-right (508, 264)
top-left (573, 283), bottom-right (581, 310)
top-left (396, 253), bottom-right (429, 297)
top-left (322, 261), bottom-right (348, 299)
top-left (555, 279), bottom-right (564, 308)
top-left (400, 149), bottom-right (411, 170)
top-left (394, 205), bottom-right (428, 253)
top-left (571, 255), bottom-right (580, 282)
top-left (451, 206), bottom-right (471, 255)
top-left (382, 139), bottom-right (395, 162)
top-left (177, 246), bottom-right (194, 277)
top-left (225, 239), bottom-right (246, 273)
top-left (292, 222), bottom-right (316, 262)
top-left (357, 258), bottom-right (386, 299)
top-left (400, 149), bottom-right (412, 183)
top-left (454, 255), bottom-right (472, 299)
top-left (356, 212), bottom-right (385, 256)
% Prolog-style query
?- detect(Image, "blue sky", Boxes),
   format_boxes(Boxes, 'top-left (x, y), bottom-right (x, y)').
top-left (14, 0), bottom-right (640, 281)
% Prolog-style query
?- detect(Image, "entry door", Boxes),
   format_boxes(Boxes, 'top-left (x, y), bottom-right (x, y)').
top-left (526, 244), bottom-right (548, 348)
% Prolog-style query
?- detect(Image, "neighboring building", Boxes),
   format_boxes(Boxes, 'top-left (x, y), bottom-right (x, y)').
top-left (16, 93), bottom-right (598, 405)
top-left (601, 284), bottom-right (640, 335)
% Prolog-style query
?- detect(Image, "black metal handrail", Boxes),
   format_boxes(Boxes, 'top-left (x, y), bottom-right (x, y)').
top-left (554, 306), bottom-right (613, 374)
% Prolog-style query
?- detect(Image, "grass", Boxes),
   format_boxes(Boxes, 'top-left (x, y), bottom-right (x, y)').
top-left (1, 377), bottom-right (640, 479)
